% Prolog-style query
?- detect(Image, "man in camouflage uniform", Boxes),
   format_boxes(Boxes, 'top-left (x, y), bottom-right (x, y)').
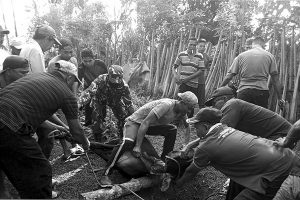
top-left (79, 65), bottom-right (134, 141)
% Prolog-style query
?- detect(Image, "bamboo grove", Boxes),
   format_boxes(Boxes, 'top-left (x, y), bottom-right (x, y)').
top-left (140, 26), bottom-right (300, 123)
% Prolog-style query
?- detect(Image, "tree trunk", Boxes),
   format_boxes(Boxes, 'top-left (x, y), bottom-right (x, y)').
top-left (81, 176), bottom-right (159, 200)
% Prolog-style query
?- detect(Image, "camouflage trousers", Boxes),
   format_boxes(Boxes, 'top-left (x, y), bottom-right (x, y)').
top-left (90, 102), bottom-right (132, 142)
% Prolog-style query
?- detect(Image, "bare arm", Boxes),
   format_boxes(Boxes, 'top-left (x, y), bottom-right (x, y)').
top-left (270, 74), bottom-right (282, 100)
top-left (133, 111), bottom-right (158, 157)
top-left (221, 73), bottom-right (235, 87)
top-left (172, 64), bottom-right (180, 81)
top-left (176, 163), bottom-right (204, 187)
top-left (282, 119), bottom-right (300, 149)
top-left (67, 119), bottom-right (90, 150)
top-left (40, 120), bottom-right (67, 131)
top-left (48, 114), bottom-right (69, 129)
top-left (182, 69), bottom-right (203, 83)
top-left (181, 138), bottom-right (201, 152)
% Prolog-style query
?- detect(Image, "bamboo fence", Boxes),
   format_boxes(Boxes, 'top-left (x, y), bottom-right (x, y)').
top-left (135, 26), bottom-right (300, 122)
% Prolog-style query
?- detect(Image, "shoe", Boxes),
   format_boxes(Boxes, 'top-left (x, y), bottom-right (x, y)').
top-left (99, 175), bottom-right (113, 188)
top-left (52, 178), bottom-right (58, 188)
top-left (52, 191), bottom-right (60, 199)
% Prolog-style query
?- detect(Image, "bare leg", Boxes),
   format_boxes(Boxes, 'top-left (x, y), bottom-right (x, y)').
top-left (59, 139), bottom-right (71, 160)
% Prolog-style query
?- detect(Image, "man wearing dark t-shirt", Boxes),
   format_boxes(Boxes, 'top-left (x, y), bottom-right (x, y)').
top-left (78, 48), bottom-right (108, 126)
top-left (205, 86), bottom-right (291, 200)
top-left (220, 37), bottom-right (284, 109)
top-left (0, 65), bottom-right (90, 199)
top-left (177, 107), bottom-right (299, 200)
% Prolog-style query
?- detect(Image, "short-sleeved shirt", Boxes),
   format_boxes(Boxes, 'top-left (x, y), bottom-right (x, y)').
top-left (127, 99), bottom-right (178, 126)
top-left (221, 99), bottom-right (291, 140)
top-left (193, 123), bottom-right (297, 194)
top-left (20, 40), bottom-right (46, 73)
top-left (78, 59), bottom-right (107, 89)
top-left (227, 47), bottom-right (278, 92)
top-left (47, 55), bottom-right (78, 72)
top-left (174, 50), bottom-right (205, 87)
top-left (0, 73), bottom-right (78, 132)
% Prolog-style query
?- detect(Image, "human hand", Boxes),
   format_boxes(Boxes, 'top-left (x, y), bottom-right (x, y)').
top-left (56, 125), bottom-right (69, 133)
top-left (278, 99), bottom-right (285, 111)
top-left (132, 146), bottom-right (141, 157)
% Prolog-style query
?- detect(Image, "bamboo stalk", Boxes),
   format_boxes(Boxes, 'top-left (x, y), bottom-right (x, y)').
top-left (289, 53), bottom-right (300, 123)
top-left (206, 29), bottom-right (223, 81)
top-left (139, 32), bottom-right (146, 61)
top-left (148, 32), bottom-right (155, 92)
top-left (162, 39), bottom-right (177, 97)
top-left (160, 45), bottom-right (170, 84)
top-left (153, 44), bottom-right (161, 96)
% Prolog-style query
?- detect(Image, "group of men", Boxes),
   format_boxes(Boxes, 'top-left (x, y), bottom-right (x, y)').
top-left (0, 24), bottom-right (137, 198)
top-left (1, 21), bottom-right (300, 200)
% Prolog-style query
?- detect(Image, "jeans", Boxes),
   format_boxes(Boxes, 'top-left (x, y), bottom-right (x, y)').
top-left (237, 88), bottom-right (269, 108)
top-left (0, 124), bottom-right (52, 199)
top-left (273, 175), bottom-right (300, 200)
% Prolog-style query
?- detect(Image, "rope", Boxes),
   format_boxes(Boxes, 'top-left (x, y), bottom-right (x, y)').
top-left (84, 153), bottom-right (102, 187)
top-left (85, 152), bottom-right (145, 200)
top-left (118, 184), bottom-right (145, 200)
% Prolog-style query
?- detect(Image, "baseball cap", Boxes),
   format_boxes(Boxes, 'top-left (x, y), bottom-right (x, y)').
top-left (186, 107), bottom-right (222, 124)
top-left (0, 25), bottom-right (9, 34)
top-left (205, 86), bottom-right (235, 106)
top-left (54, 60), bottom-right (82, 85)
top-left (1, 56), bottom-right (29, 73)
top-left (10, 37), bottom-right (25, 49)
top-left (178, 91), bottom-right (198, 108)
top-left (35, 25), bottom-right (61, 46)
top-left (108, 65), bottom-right (123, 76)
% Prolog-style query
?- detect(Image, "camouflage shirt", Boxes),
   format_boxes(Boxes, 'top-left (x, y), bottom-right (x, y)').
top-left (79, 74), bottom-right (133, 109)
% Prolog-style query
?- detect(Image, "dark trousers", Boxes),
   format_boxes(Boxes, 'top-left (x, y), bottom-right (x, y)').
top-left (84, 102), bottom-right (93, 125)
top-left (91, 102), bottom-right (132, 141)
top-left (0, 124), bottom-right (52, 199)
top-left (237, 88), bottom-right (269, 109)
top-left (36, 127), bottom-right (54, 159)
top-left (226, 172), bottom-right (289, 200)
top-left (104, 124), bottom-right (177, 175)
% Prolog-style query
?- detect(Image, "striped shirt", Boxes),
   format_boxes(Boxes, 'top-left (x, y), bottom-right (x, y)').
top-left (174, 50), bottom-right (205, 87)
top-left (0, 72), bottom-right (78, 132)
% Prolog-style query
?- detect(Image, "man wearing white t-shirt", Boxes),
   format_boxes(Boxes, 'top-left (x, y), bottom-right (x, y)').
top-left (20, 24), bottom-right (61, 73)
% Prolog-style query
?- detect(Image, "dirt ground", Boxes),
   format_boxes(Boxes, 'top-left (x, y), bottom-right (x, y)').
top-left (6, 126), bottom-right (227, 200)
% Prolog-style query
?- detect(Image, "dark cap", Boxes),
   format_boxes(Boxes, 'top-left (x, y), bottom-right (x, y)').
top-left (58, 38), bottom-right (73, 50)
top-left (1, 56), bottom-right (29, 72)
top-left (186, 107), bottom-right (222, 124)
top-left (81, 48), bottom-right (94, 58)
top-left (108, 65), bottom-right (123, 76)
top-left (205, 86), bottom-right (235, 106)
top-left (0, 25), bottom-right (9, 34)
top-left (35, 25), bottom-right (61, 45)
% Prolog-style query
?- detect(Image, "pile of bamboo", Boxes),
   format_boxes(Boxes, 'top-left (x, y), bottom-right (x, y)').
top-left (139, 26), bottom-right (300, 122)
top-left (144, 27), bottom-right (206, 99)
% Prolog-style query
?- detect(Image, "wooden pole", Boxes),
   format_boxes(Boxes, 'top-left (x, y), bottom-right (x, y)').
top-left (147, 32), bottom-right (155, 93)
top-left (289, 56), bottom-right (300, 123)
top-left (81, 176), bottom-right (159, 200)
top-left (153, 44), bottom-right (161, 96)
